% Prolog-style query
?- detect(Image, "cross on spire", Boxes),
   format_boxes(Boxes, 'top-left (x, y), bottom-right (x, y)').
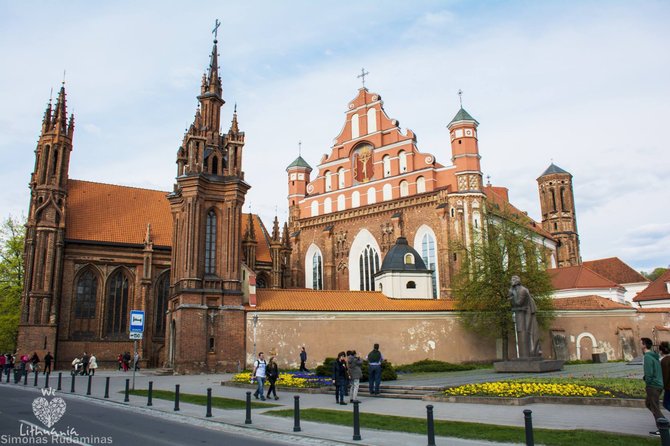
top-left (458, 89), bottom-right (463, 108)
top-left (212, 19), bottom-right (221, 42)
top-left (357, 68), bottom-right (369, 88)
top-left (298, 140), bottom-right (302, 156)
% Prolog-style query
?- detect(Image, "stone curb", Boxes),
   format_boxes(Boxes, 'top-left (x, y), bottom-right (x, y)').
top-left (424, 394), bottom-right (646, 408)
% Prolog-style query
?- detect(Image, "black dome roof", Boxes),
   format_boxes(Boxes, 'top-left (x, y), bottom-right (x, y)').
top-left (379, 237), bottom-right (430, 272)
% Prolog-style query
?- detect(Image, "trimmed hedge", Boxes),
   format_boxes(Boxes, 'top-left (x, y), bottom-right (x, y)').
top-left (394, 359), bottom-right (478, 373)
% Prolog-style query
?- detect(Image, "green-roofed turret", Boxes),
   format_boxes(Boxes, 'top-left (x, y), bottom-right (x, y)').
top-left (448, 107), bottom-right (479, 127)
top-left (286, 155), bottom-right (312, 172)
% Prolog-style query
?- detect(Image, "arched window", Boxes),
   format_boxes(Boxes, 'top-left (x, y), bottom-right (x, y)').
top-left (51, 147), bottom-right (59, 176)
top-left (367, 108), bottom-right (377, 133)
top-left (359, 244), bottom-right (380, 291)
top-left (560, 187), bottom-right (566, 211)
top-left (256, 274), bottom-right (268, 288)
top-left (312, 251), bottom-right (323, 290)
top-left (337, 168), bottom-right (345, 189)
top-left (416, 176), bottom-right (426, 193)
top-left (40, 145), bottom-right (50, 183)
top-left (205, 209), bottom-right (217, 274)
top-left (305, 244), bottom-right (324, 290)
top-left (324, 197), bottom-right (332, 214)
top-left (382, 183), bottom-right (392, 200)
top-left (74, 270), bottom-right (97, 319)
top-left (351, 113), bottom-right (360, 139)
top-left (399, 180), bottom-right (409, 197)
top-left (367, 187), bottom-right (376, 205)
top-left (382, 155), bottom-right (391, 178)
top-left (311, 200), bottom-right (319, 217)
top-left (337, 194), bottom-right (346, 211)
top-left (211, 155), bottom-right (218, 175)
top-left (398, 151), bottom-right (407, 172)
top-left (406, 281), bottom-right (416, 289)
top-left (105, 270), bottom-right (129, 336)
top-left (404, 253), bottom-right (414, 265)
top-left (415, 226), bottom-right (439, 298)
top-left (473, 211), bottom-right (481, 231)
top-left (351, 191), bottom-right (361, 208)
top-left (325, 171), bottom-right (332, 192)
top-left (154, 273), bottom-right (170, 336)
top-left (550, 189), bottom-right (557, 212)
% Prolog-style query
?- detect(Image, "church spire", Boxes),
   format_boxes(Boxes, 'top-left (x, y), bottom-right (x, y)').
top-left (53, 84), bottom-right (68, 133)
top-left (271, 215), bottom-right (281, 242)
top-left (207, 39), bottom-right (222, 97)
top-left (229, 103), bottom-right (239, 134)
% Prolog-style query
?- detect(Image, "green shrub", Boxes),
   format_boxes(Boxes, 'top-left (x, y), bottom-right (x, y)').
top-left (395, 359), bottom-right (477, 373)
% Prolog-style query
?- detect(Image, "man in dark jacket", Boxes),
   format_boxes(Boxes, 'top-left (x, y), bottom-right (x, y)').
top-left (641, 337), bottom-right (664, 436)
top-left (44, 352), bottom-right (53, 375)
top-left (299, 347), bottom-right (308, 372)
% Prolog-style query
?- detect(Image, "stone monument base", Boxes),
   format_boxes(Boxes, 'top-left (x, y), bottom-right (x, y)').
top-left (494, 358), bottom-right (564, 373)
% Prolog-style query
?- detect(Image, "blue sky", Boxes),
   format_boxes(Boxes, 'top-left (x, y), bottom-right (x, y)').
top-left (1, 0), bottom-right (669, 272)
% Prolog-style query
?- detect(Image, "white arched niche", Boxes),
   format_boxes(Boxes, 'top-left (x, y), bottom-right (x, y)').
top-left (413, 224), bottom-right (440, 298)
top-left (348, 229), bottom-right (382, 291)
top-left (305, 243), bottom-right (324, 290)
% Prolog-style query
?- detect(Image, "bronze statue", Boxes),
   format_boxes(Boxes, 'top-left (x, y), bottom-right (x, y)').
top-left (508, 275), bottom-right (541, 358)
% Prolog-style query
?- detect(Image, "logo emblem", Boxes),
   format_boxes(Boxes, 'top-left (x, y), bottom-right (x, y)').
top-left (32, 396), bottom-right (66, 428)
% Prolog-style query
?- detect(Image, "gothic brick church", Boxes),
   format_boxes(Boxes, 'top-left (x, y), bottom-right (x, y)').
top-left (17, 35), bottom-right (600, 372)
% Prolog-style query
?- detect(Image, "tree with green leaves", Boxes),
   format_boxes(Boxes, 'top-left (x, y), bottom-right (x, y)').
top-left (0, 215), bottom-right (25, 352)
top-left (452, 204), bottom-right (554, 360)
top-left (641, 267), bottom-right (668, 282)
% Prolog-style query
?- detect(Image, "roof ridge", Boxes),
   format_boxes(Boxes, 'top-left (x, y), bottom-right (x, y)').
top-left (69, 178), bottom-right (169, 194)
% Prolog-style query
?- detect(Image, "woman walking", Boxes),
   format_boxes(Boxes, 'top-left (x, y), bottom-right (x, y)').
top-left (266, 356), bottom-right (280, 400)
top-left (88, 353), bottom-right (98, 376)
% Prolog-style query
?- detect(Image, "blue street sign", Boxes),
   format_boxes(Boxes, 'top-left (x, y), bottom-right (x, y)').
top-left (130, 310), bottom-right (145, 333)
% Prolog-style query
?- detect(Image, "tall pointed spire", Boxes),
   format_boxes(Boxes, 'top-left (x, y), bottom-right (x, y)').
top-left (229, 103), bottom-right (239, 133)
top-left (207, 38), bottom-right (222, 97)
top-left (53, 84), bottom-right (68, 132)
top-left (41, 96), bottom-right (52, 133)
top-left (271, 215), bottom-right (281, 242)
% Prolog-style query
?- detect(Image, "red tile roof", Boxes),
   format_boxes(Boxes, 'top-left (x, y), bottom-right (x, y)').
top-left (483, 185), bottom-right (554, 240)
top-left (66, 180), bottom-right (172, 246)
top-left (66, 179), bottom-right (271, 261)
top-left (634, 269), bottom-right (670, 302)
top-left (252, 289), bottom-right (456, 312)
top-left (583, 257), bottom-right (648, 285)
top-left (552, 295), bottom-right (632, 310)
top-left (548, 265), bottom-right (620, 290)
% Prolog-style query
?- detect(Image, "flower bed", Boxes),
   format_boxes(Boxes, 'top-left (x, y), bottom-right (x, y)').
top-left (232, 371), bottom-right (332, 388)
top-left (444, 381), bottom-right (613, 398)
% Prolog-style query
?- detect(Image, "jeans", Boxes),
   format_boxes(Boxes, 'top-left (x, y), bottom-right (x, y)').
top-left (350, 378), bottom-right (360, 401)
top-left (368, 365), bottom-right (381, 394)
top-left (335, 383), bottom-right (346, 403)
top-left (254, 376), bottom-right (266, 400)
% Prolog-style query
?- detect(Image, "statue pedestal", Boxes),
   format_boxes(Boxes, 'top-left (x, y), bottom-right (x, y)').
top-left (494, 358), bottom-right (564, 373)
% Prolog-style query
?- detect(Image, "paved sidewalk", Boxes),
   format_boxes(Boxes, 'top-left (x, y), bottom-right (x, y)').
top-left (0, 364), bottom-right (658, 445)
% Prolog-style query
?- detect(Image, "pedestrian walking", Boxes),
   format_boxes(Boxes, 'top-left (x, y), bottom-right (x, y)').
top-left (122, 352), bottom-right (130, 372)
top-left (366, 343), bottom-right (383, 395)
top-left (299, 346), bottom-right (308, 372)
top-left (660, 341), bottom-right (670, 412)
top-left (348, 350), bottom-right (363, 402)
top-left (252, 352), bottom-right (267, 401)
top-left (266, 356), bottom-right (279, 400)
top-left (88, 353), bottom-right (98, 376)
top-left (641, 337), bottom-right (664, 436)
top-left (332, 351), bottom-right (349, 405)
top-left (43, 351), bottom-right (53, 374)
top-left (134, 351), bottom-right (140, 371)
top-left (30, 352), bottom-right (40, 373)
top-left (81, 352), bottom-right (89, 375)
top-left (117, 353), bottom-right (123, 371)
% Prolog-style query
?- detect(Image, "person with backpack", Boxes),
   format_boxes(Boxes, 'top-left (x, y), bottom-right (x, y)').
top-left (251, 352), bottom-right (267, 401)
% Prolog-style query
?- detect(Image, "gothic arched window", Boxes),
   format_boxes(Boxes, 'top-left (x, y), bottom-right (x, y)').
top-left (212, 155), bottom-right (219, 175)
top-left (205, 209), bottom-right (217, 274)
top-left (419, 231), bottom-right (439, 298)
top-left (324, 197), bottom-right (333, 214)
top-left (351, 191), bottom-right (361, 208)
top-left (74, 270), bottom-right (97, 319)
top-left (312, 251), bottom-right (323, 290)
top-left (337, 168), bottom-right (345, 189)
top-left (351, 113), bottom-right (360, 139)
top-left (367, 187), bottom-right (376, 205)
top-left (416, 176), bottom-right (426, 193)
top-left (359, 244), bottom-right (380, 291)
top-left (383, 155), bottom-right (391, 178)
top-left (325, 171), bottom-right (333, 192)
top-left (382, 183), bottom-right (392, 201)
top-left (367, 108), bottom-right (377, 133)
top-left (398, 150), bottom-right (408, 172)
top-left (337, 194), bottom-right (346, 211)
top-left (105, 270), bottom-right (129, 336)
top-left (311, 200), bottom-right (319, 217)
top-left (399, 180), bottom-right (409, 197)
top-left (154, 272), bottom-right (170, 336)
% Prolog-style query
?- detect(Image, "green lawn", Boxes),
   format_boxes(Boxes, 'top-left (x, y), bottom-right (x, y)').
top-left (126, 389), bottom-right (278, 409)
top-left (263, 408), bottom-right (656, 446)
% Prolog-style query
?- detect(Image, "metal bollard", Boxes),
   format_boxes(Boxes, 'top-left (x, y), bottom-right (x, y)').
top-left (86, 374), bottom-right (93, 395)
top-left (523, 409), bottom-right (534, 446)
top-left (206, 388), bottom-right (212, 417)
top-left (33, 370), bottom-right (38, 386)
top-left (426, 405), bottom-right (436, 446)
top-left (245, 391), bottom-right (252, 424)
top-left (44, 372), bottom-right (50, 389)
top-left (147, 381), bottom-right (153, 406)
top-left (124, 379), bottom-right (130, 402)
top-left (23, 370), bottom-right (28, 386)
top-left (293, 395), bottom-right (301, 432)
top-left (104, 377), bottom-right (110, 399)
top-left (174, 384), bottom-right (180, 411)
top-left (5, 369), bottom-right (9, 383)
top-left (70, 373), bottom-right (75, 392)
top-left (57, 372), bottom-right (62, 391)
top-left (658, 417), bottom-right (670, 446)
top-left (353, 400), bottom-right (362, 441)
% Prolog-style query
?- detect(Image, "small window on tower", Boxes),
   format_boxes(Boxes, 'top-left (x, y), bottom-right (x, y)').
top-left (406, 281), bottom-right (416, 289)
top-left (404, 253), bottom-right (414, 265)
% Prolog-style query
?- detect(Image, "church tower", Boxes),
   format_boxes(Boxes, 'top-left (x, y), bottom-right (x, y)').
top-left (17, 85), bottom-right (75, 355)
top-left (167, 32), bottom-right (250, 373)
top-left (537, 163), bottom-right (580, 267)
